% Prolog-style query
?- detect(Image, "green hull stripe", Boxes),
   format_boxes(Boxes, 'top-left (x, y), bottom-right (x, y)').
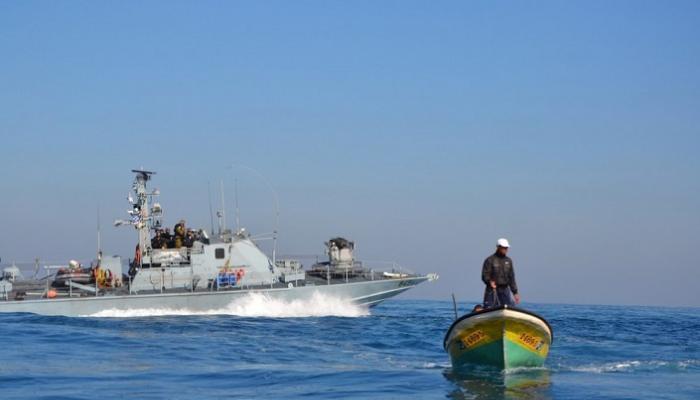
top-left (452, 340), bottom-right (504, 369)
top-left (451, 338), bottom-right (545, 370)
top-left (504, 337), bottom-right (546, 368)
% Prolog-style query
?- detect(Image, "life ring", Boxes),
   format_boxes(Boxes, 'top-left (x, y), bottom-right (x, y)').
top-left (235, 268), bottom-right (245, 281)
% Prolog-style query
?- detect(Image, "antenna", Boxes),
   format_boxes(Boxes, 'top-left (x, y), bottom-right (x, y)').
top-left (227, 164), bottom-right (280, 263)
top-left (97, 203), bottom-right (102, 261)
top-left (33, 257), bottom-right (39, 279)
top-left (235, 177), bottom-right (240, 232)
top-left (207, 181), bottom-right (215, 236)
top-left (451, 293), bottom-right (459, 320)
top-left (220, 180), bottom-right (226, 234)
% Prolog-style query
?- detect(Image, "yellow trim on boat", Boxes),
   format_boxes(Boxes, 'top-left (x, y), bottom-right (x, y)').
top-left (503, 319), bottom-right (550, 357)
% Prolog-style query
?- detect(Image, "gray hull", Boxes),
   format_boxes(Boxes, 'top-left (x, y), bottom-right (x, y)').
top-left (0, 276), bottom-right (427, 317)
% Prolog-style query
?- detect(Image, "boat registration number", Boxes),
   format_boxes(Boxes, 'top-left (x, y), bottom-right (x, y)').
top-left (460, 330), bottom-right (486, 348)
top-left (518, 332), bottom-right (545, 351)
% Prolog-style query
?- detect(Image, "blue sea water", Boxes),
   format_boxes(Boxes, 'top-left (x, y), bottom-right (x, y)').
top-left (0, 298), bottom-right (698, 399)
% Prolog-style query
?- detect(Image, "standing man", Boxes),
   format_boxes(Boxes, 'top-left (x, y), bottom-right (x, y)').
top-left (482, 238), bottom-right (520, 308)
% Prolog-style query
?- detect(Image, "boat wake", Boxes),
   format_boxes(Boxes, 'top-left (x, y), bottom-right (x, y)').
top-left (84, 292), bottom-right (370, 318)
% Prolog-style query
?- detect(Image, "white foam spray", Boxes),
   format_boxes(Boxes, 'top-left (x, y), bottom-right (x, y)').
top-left (85, 291), bottom-right (370, 318)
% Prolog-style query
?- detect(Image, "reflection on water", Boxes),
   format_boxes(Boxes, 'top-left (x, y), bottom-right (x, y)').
top-left (444, 366), bottom-right (551, 400)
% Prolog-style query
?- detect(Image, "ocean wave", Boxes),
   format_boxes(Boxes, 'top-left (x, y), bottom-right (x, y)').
top-left (562, 359), bottom-right (700, 373)
top-left (83, 292), bottom-right (370, 318)
top-left (423, 361), bottom-right (451, 369)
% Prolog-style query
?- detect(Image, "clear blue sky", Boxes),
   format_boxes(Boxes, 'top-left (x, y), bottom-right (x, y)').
top-left (1, 1), bottom-right (698, 306)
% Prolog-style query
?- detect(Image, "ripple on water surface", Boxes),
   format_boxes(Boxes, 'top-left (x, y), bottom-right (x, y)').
top-left (0, 298), bottom-right (698, 399)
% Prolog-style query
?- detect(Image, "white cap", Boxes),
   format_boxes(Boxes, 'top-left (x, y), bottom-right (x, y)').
top-left (497, 238), bottom-right (510, 248)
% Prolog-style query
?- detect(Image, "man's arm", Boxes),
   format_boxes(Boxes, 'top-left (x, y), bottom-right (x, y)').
top-left (482, 258), bottom-right (495, 288)
top-left (509, 261), bottom-right (520, 304)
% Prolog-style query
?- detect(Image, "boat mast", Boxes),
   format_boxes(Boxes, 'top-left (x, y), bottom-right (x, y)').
top-left (114, 169), bottom-right (157, 266)
top-left (134, 170), bottom-right (152, 261)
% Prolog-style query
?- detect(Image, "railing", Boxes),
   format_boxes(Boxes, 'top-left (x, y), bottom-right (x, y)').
top-left (360, 260), bottom-right (417, 275)
top-left (1, 261), bottom-right (68, 280)
top-left (276, 255), bottom-right (416, 275)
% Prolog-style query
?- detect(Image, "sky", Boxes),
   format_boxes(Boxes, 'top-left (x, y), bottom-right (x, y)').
top-left (1, 1), bottom-right (698, 307)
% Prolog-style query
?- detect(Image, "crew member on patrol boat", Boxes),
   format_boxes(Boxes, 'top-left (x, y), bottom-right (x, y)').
top-left (481, 238), bottom-right (520, 308)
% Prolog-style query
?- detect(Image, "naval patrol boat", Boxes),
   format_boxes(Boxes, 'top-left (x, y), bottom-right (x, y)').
top-left (0, 170), bottom-right (437, 316)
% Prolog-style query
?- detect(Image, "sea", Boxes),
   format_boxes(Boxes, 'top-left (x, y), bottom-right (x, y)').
top-left (0, 295), bottom-right (698, 399)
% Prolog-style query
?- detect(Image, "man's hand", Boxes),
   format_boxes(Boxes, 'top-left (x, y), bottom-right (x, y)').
top-left (490, 281), bottom-right (496, 289)
top-left (514, 293), bottom-right (521, 304)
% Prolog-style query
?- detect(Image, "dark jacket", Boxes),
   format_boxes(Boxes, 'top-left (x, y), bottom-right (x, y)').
top-left (481, 252), bottom-right (518, 294)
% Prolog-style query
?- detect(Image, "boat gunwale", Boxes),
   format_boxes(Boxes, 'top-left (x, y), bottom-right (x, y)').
top-left (443, 305), bottom-right (554, 350)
